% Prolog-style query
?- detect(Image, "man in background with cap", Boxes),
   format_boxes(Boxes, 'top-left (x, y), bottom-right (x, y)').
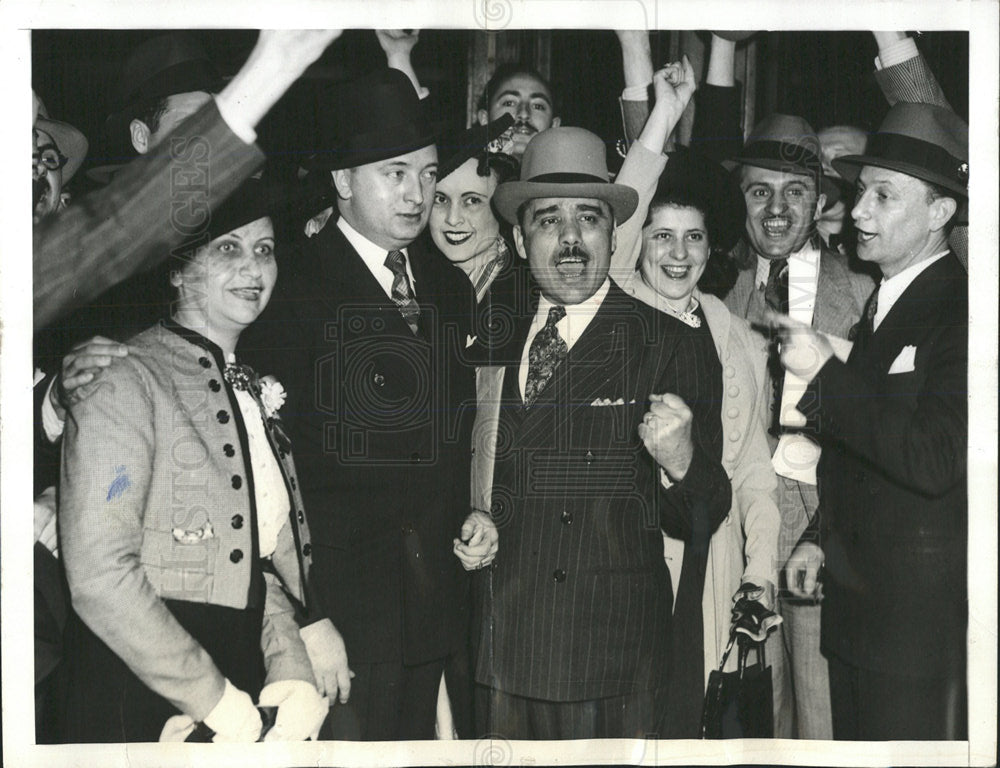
top-left (776, 101), bottom-right (969, 740)
top-left (470, 126), bottom-right (730, 739)
top-left (243, 67), bottom-right (480, 741)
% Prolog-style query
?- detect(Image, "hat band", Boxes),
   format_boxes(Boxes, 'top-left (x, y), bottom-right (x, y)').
top-left (332, 121), bottom-right (434, 160)
top-left (739, 140), bottom-right (822, 172)
top-left (865, 132), bottom-right (967, 187)
top-left (526, 172), bottom-right (609, 184)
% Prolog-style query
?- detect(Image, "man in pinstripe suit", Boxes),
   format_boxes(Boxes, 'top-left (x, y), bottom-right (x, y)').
top-left (468, 127), bottom-right (730, 739)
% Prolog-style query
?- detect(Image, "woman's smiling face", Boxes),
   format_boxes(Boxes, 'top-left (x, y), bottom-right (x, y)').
top-left (639, 203), bottom-right (711, 312)
top-left (429, 158), bottom-right (501, 268)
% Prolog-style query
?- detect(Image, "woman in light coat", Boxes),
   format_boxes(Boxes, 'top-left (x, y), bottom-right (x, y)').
top-left (58, 179), bottom-right (331, 743)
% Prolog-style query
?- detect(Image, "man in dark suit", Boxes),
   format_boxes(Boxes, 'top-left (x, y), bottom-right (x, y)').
top-left (469, 126), bottom-right (730, 739)
top-left (242, 68), bottom-right (481, 741)
top-left (777, 102), bottom-right (968, 740)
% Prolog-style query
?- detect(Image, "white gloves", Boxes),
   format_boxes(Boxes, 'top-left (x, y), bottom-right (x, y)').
top-left (203, 678), bottom-right (262, 743)
top-left (257, 679), bottom-right (329, 741)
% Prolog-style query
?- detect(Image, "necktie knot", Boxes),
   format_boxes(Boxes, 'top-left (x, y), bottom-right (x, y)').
top-left (385, 249), bottom-right (409, 275)
top-left (545, 305), bottom-right (567, 328)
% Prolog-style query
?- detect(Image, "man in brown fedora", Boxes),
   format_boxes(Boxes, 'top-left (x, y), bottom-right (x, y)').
top-left (470, 126), bottom-right (730, 738)
top-left (775, 101), bottom-right (969, 740)
top-left (242, 66), bottom-right (482, 741)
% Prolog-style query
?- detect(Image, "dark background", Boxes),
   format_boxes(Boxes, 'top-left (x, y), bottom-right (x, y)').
top-left (32, 28), bottom-right (969, 194)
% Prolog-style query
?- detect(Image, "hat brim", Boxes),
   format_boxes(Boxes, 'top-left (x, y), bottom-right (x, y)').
top-left (493, 181), bottom-right (639, 227)
top-left (832, 154), bottom-right (968, 199)
top-left (308, 132), bottom-right (440, 172)
top-left (725, 157), bottom-right (839, 203)
top-left (35, 116), bottom-right (88, 183)
top-left (833, 153), bottom-right (968, 225)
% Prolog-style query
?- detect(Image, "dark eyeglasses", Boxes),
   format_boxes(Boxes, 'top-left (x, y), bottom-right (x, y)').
top-left (33, 145), bottom-right (69, 172)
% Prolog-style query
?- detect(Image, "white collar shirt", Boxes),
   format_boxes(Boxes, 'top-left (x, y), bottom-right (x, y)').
top-left (755, 240), bottom-right (822, 327)
top-left (518, 278), bottom-right (610, 400)
top-left (337, 216), bottom-right (417, 299)
top-left (873, 250), bottom-right (949, 332)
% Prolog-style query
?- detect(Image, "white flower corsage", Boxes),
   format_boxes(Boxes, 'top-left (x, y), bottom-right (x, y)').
top-left (259, 376), bottom-right (287, 419)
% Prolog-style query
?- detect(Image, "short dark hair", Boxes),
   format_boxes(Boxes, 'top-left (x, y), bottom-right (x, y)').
top-left (922, 179), bottom-right (960, 235)
top-left (477, 63), bottom-right (558, 115)
top-left (136, 97), bottom-right (170, 134)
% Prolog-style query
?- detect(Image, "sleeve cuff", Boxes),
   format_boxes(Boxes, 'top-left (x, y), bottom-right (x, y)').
top-left (874, 36), bottom-right (919, 70)
top-left (41, 378), bottom-right (65, 443)
top-left (213, 95), bottom-right (258, 146)
top-left (622, 83), bottom-right (651, 102)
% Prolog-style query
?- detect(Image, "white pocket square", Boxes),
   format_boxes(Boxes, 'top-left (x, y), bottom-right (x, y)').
top-left (590, 397), bottom-right (626, 406)
top-left (465, 334), bottom-right (478, 349)
top-left (888, 345), bottom-right (917, 374)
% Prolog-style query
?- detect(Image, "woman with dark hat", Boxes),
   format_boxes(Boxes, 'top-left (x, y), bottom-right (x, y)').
top-left (57, 178), bottom-right (331, 743)
top-left (611, 65), bottom-right (782, 737)
top-left (427, 114), bottom-right (520, 302)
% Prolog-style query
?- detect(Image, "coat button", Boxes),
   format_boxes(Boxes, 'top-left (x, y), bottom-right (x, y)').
top-left (209, 379), bottom-right (221, 392)
top-left (410, 452), bottom-right (421, 464)
top-left (727, 407), bottom-right (739, 418)
top-left (231, 475), bottom-right (242, 489)
top-left (560, 510), bottom-right (573, 525)
top-left (725, 365), bottom-right (736, 378)
top-left (223, 443), bottom-right (235, 457)
top-left (552, 568), bottom-right (567, 583)
top-left (199, 356), bottom-right (211, 368)
top-left (230, 549), bottom-right (243, 563)
top-left (231, 514), bottom-right (244, 529)
top-left (374, 373), bottom-right (386, 387)
top-left (302, 543), bottom-right (312, 556)
top-left (297, 510), bottom-right (305, 523)
top-left (729, 430), bottom-right (742, 442)
top-left (217, 410), bottom-right (230, 424)
top-left (584, 450), bottom-right (595, 465)
top-left (726, 452), bottom-right (737, 464)
top-left (728, 385), bottom-right (740, 398)
top-left (278, 449), bottom-right (286, 460)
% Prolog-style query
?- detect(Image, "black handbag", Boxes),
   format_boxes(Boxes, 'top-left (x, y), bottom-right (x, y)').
top-left (700, 627), bottom-right (775, 738)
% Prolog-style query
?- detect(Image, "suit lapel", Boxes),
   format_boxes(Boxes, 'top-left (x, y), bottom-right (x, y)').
top-left (814, 248), bottom-right (866, 335)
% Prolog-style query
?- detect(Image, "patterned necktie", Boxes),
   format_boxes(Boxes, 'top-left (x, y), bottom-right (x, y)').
top-left (764, 259), bottom-right (789, 436)
top-left (384, 250), bottom-right (421, 334)
top-left (524, 305), bottom-right (567, 407)
top-left (764, 258), bottom-right (789, 314)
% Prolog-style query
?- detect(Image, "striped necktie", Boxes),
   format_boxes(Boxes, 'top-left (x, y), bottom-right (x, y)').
top-left (524, 305), bottom-right (567, 407)
top-left (384, 250), bottom-right (420, 335)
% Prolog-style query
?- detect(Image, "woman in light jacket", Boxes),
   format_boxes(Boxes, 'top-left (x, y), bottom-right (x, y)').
top-left (58, 179), bottom-right (330, 743)
top-left (611, 64), bottom-right (781, 736)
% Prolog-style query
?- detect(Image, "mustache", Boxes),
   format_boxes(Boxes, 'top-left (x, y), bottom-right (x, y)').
top-left (512, 119), bottom-right (537, 134)
top-left (33, 177), bottom-right (48, 206)
top-left (556, 245), bottom-right (590, 261)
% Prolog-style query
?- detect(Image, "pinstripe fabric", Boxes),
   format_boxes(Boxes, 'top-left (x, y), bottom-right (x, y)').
top-left (34, 101), bottom-right (265, 331)
top-left (475, 282), bottom-right (729, 702)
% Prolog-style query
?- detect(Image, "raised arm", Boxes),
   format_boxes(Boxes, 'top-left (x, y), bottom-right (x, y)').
top-left (34, 30), bottom-right (343, 331)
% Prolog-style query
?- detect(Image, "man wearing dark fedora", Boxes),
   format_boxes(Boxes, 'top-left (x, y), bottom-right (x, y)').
top-left (87, 33), bottom-right (221, 182)
top-left (242, 67), bottom-right (480, 741)
top-left (720, 112), bottom-right (875, 739)
top-left (776, 101), bottom-right (969, 740)
top-left (471, 126), bottom-right (730, 738)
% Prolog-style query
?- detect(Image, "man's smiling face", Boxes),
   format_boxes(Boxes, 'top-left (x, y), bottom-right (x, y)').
top-left (740, 165), bottom-right (825, 259)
